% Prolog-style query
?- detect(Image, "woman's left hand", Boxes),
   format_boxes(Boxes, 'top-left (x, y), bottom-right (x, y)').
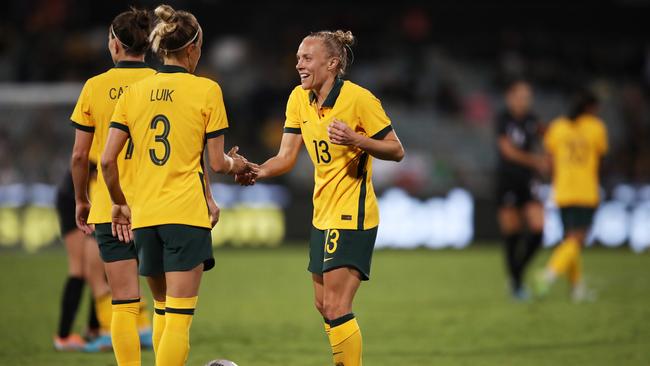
top-left (207, 198), bottom-right (220, 228)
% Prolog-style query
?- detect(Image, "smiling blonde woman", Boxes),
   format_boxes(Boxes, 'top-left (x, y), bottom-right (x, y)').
top-left (238, 30), bottom-right (405, 366)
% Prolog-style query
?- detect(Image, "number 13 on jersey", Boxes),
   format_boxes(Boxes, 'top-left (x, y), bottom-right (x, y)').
top-left (312, 139), bottom-right (331, 164)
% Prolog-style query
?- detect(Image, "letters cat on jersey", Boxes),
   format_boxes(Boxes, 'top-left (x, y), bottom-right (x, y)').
top-left (109, 86), bottom-right (128, 100)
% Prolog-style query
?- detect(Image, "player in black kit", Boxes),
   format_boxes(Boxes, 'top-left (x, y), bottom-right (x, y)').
top-left (495, 80), bottom-right (548, 300)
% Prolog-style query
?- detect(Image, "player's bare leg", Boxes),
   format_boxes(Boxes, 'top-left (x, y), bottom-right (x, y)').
top-left (312, 274), bottom-right (330, 335)
top-left (65, 230), bottom-right (86, 278)
top-left (84, 236), bottom-right (111, 324)
top-left (323, 267), bottom-right (362, 366)
top-left (81, 236), bottom-right (114, 352)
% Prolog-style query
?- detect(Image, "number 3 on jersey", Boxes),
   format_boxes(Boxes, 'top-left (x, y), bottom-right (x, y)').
top-left (312, 140), bottom-right (331, 164)
top-left (325, 229), bottom-right (339, 254)
top-left (150, 114), bottom-right (171, 165)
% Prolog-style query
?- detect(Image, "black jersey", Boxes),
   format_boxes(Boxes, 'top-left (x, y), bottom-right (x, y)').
top-left (496, 110), bottom-right (541, 180)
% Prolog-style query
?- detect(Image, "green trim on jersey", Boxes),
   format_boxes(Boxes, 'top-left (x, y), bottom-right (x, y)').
top-left (158, 65), bottom-right (189, 74)
top-left (284, 127), bottom-right (301, 134)
top-left (114, 61), bottom-right (149, 69)
top-left (356, 153), bottom-right (369, 230)
top-left (206, 127), bottom-right (228, 139)
top-left (371, 125), bottom-right (393, 139)
top-left (309, 77), bottom-right (344, 107)
top-left (71, 121), bottom-right (95, 133)
top-left (109, 121), bottom-right (130, 134)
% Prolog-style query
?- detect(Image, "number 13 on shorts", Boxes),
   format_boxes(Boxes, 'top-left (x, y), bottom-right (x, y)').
top-left (325, 229), bottom-right (339, 254)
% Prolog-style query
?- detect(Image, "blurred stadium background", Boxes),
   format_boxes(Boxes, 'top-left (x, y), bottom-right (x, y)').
top-left (2, 0), bottom-right (650, 251)
top-left (1, 1), bottom-right (650, 365)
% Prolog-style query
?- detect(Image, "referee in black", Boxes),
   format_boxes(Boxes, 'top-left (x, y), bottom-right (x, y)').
top-left (495, 79), bottom-right (548, 300)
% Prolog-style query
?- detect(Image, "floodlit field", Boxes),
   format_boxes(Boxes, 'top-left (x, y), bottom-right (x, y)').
top-left (1, 245), bottom-right (648, 365)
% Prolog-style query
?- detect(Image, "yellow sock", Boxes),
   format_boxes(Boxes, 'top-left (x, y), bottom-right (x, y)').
top-left (152, 300), bottom-right (166, 356)
top-left (111, 299), bottom-right (141, 366)
top-left (324, 318), bottom-right (331, 336)
top-left (156, 296), bottom-right (198, 366)
top-left (548, 237), bottom-right (580, 276)
top-left (568, 250), bottom-right (582, 286)
top-left (137, 298), bottom-right (152, 331)
top-left (95, 292), bottom-right (112, 334)
top-left (328, 314), bottom-right (362, 366)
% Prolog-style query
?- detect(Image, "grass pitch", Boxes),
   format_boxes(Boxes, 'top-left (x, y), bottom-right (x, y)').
top-left (0, 245), bottom-right (648, 365)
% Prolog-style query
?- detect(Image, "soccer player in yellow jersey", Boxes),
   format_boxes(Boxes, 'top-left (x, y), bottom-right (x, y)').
top-left (238, 30), bottom-right (404, 366)
top-left (101, 5), bottom-right (253, 366)
top-left (536, 90), bottom-right (608, 301)
top-left (70, 8), bottom-right (158, 363)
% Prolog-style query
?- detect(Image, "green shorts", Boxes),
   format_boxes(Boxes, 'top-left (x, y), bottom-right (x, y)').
top-left (133, 224), bottom-right (215, 277)
top-left (560, 206), bottom-right (596, 231)
top-left (94, 223), bottom-right (137, 263)
top-left (308, 226), bottom-right (378, 281)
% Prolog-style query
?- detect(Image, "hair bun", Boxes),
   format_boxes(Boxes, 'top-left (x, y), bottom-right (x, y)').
top-left (133, 8), bottom-right (151, 29)
top-left (334, 30), bottom-right (355, 47)
top-left (154, 4), bottom-right (177, 23)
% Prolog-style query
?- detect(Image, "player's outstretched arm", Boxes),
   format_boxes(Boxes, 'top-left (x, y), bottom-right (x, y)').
top-left (205, 135), bottom-right (258, 176)
top-left (70, 129), bottom-right (94, 234)
top-left (254, 132), bottom-right (303, 181)
top-left (328, 119), bottom-right (404, 162)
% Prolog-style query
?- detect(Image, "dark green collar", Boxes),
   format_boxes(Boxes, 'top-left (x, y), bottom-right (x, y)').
top-left (114, 60), bottom-right (148, 69)
top-left (310, 78), bottom-right (344, 108)
top-left (158, 65), bottom-right (189, 74)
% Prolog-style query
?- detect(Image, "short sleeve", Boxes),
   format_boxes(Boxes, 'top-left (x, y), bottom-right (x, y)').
top-left (357, 90), bottom-right (392, 139)
top-left (204, 83), bottom-right (229, 139)
top-left (595, 121), bottom-right (609, 156)
top-left (283, 88), bottom-right (301, 134)
top-left (109, 87), bottom-right (130, 134)
top-left (70, 82), bottom-right (95, 132)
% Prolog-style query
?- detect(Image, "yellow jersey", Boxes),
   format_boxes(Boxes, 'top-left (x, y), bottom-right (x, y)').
top-left (110, 65), bottom-right (229, 229)
top-left (70, 61), bottom-right (156, 224)
top-left (544, 114), bottom-right (608, 207)
top-left (284, 79), bottom-right (393, 230)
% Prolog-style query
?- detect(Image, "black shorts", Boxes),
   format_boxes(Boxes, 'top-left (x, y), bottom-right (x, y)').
top-left (55, 191), bottom-right (77, 236)
top-left (496, 176), bottom-right (535, 207)
top-left (94, 223), bottom-right (138, 263)
top-left (308, 226), bottom-right (378, 281)
top-left (560, 206), bottom-right (596, 231)
top-left (55, 167), bottom-right (97, 236)
top-left (133, 224), bottom-right (214, 277)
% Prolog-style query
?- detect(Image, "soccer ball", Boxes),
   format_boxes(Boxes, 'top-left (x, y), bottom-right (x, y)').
top-left (204, 360), bottom-right (238, 366)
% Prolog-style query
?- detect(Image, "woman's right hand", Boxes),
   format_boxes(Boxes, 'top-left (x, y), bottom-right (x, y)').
top-left (227, 146), bottom-right (259, 177)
